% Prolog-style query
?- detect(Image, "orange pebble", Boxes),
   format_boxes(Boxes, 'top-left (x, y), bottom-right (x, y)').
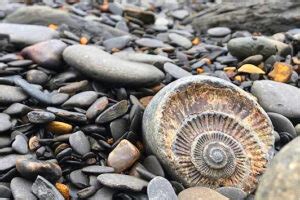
top-left (196, 68), bottom-right (204, 74)
top-left (55, 183), bottom-right (70, 200)
top-left (268, 62), bottom-right (293, 83)
top-left (192, 37), bottom-right (200, 45)
top-left (107, 138), bottom-right (114, 145)
top-left (48, 24), bottom-right (58, 30)
top-left (80, 37), bottom-right (88, 45)
top-left (202, 58), bottom-right (212, 65)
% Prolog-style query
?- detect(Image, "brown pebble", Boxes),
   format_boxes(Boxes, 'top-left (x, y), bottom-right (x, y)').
top-left (28, 136), bottom-right (40, 151)
top-left (47, 121), bottom-right (73, 134)
top-left (139, 96), bottom-right (153, 108)
top-left (178, 187), bottom-right (229, 200)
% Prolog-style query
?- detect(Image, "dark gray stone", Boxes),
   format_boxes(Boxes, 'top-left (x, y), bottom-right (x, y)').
top-left (86, 97), bottom-right (109, 120)
top-left (69, 131), bottom-right (91, 156)
top-left (135, 38), bottom-right (165, 48)
top-left (147, 176), bottom-right (177, 200)
top-left (47, 107), bottom-right (87, 122)
top-left (0, 113), bottom-right (11, 133)
top-left (0, 184), bottom-right (11, 198)
top-left (97, 173), bottom-right (148, 192)
top-left (26, 70), bottom-right (48, 85)
top-left (62, 91), bottom-right (98, 108)
top-left (268, 112), bottom-right (297, 137)
top-left (32, 176), bottom-right (64, 200)
top-left (164, 62), bottom-right (192, 79)
top-left (95, 100), bottom-right (129, 124)
top-left (63, 45), bottom-right (164, 86)
top-left (103, 35), bottom-right (131, 51)
top-left (0, 85), bottom-right (28, 104)
top-left (12, 134), bottom-right (28, 154)
top-left (82, 165), bottom-right (115, 175)
top-left (87, 187), bottom-right (115, 200)
top-left (110, 118), bottom-right (128, 141)
top-left (207, 27), bottom-right (231, 37)
top-left (69, 169), bottom-right (89, 189)
top-left (27, 110), bottom-right (56, 123)
top-left (10, 177), bottom-right (37, 200)
top-left (143, 155), bottom-right (165, 177)
top-left (216, 187), bottom-right (247, 200)
top-left (251, 80), bottom-right (300, 118)
top-left (168, 33), bottom-right (192, 49)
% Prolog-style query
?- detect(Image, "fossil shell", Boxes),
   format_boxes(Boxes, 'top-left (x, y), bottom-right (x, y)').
top-left (142, 75), bottom-right (274, 192)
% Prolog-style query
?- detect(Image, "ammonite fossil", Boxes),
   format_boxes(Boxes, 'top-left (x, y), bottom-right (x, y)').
top-left (142, 75), bottom-right (274, 192)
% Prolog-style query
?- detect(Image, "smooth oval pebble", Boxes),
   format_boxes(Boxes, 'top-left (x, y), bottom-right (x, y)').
top-left (143, 155), bottom-right (165, 177)
top-left (207, 27), bottom-right (231, 37)
top-left (268, 112), bottom-right (296, 137)
top-left (0, 154), bottom-right (31, 172)
top-left (32, 175), bottom-right (64, 200)
top-left (0, 113), bottom-right (12, 133)
top-left (147, 176), bottom-right (177, 200)
top-left (11, 177), bottom-right (37, 200)
top-left (110, 118), bottom-right (128, 141)
top-left (0, 85), bottom-right (28, 104)
top-left (16, 158), bottom-right (62, 183)
top-left (26, 69), bottom-right (48, 85)
top-left (87, 187), bottom-right (115, 200)
top-left (69, 131), bottom-right (91, 156)
top-left (86, 97), bottom-right (109, 120)
top-left (12, 135), bottom-right (28, 154)
top-left (178, 187), bottom-right (229, 200)
top-left (164, 62), bottom-right (192, 79)
top-left (62, 91), bottom-right (98, 108)
top-left (47, 107), bottom-right (87, 122)
top-left (97, 173), bottom-right (148, 192)
top-left (27, 110), bottom-right (56, 123)
top-left (114, 52), bottom-right (173, 64)
top-left (95, 100), bottom-right (129, 124)
top-left (3, 103), bottom-right (32, 116)
top-left (63, 45), bottom-right (164, 86)
top-left (69, 169), bottom-right (89, 189)
top-left (135, 38), bottom-right (165, 48)
top-left (82, 165), bottom-right (115, 175)
top-left (216, 187), bottom-right (247, 200)
top-left (168, 33), bottom-right (192, 49)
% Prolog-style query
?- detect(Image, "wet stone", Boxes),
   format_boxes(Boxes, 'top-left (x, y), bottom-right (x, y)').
top-left (26, 69), bottom-right (48, 85)
top-left (0, 113), bottom-right (12, 133)
top-left (147, 176), bottom-right (177, 200)
top-left (207, 27), bottom-right (231, 37)
top-left (47, 107), bottom-right (87, 123)
top-left (69, 131), bottom-right (91, 156)
top-left (12, 134), bottom-right (28, 155)
top-left (32, 175), bottom-right (64, 200)
top-left (97, 173), bottom-right (148, 192)
top-left (87, 187), bottom-right (115, 200)
top-left (82, 165), bottom-right (115, 175)
top-left (62, 91), bottom-right (98, 108)
top-left (96, 100), bottom-right (129, 124)
top-left (70, 169), bottom-right (89, 189)
top-left (86, 97), bottom-right (109, 120)
top-left (11, 177), bottom-right (37, 200)
top-left (110, 118), bottom-right (128, 141)
top-left (0, 85), bottom-right (28, 104)
top-left (16, 158), bottom-right (62, 183)
top-left (27, 110), bottom-right (56, 123)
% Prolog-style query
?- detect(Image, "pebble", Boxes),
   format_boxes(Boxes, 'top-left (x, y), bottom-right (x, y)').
top-left (0, 184), bottom-right (11, 198)
top-left (228, 36), bottom-right (291, 59)
top-left (143, 155), bottom-right (165, 177)
top-left (0, 113), bottom-right (12, 133)
top-left (110, 118), bottom-right (128, 141)
top-left (113, 51), bottom-right (173, 64)
top-left (95, 100), bottom-right (129, 124)
top-left (207, 27), bottom-right (231, 37)
top-left (47, 107), bottom-right (87, 122)
top-left (0, 23), bottom-right (58, 47)
top-left (3, 103), bottom-right (32, 116)
top-left (268, 112), bottom-right (296, 137)
top-left (255, 137), bottom-right (300, 200)
top-left (12, 134), bottom-right (28, 154)
top-left (32, 175), bottom-right (64, 200)
top-left (26, 69), bottom-right (48, 85)
top-left (21, 39), bottom-right (67, 70)
top-left (164, 62), bottom-right (192, 79)
top-left (10, 177), bottom-right (37, 200)
top-left (147, 176), bottom-right (177, 200)
top-left (69, 131), bottom-right (91, 156)
top-left (240, 54), bottom-right (263, 66)
top-left (251, 80), bottom-right (300, 118)
top-left (69, 169), bottom-right (89, 189)
top-left (58, 80), bottom-right (88, 94)
top-left (27, 110), bottom-right (56, 123)
top-left (107, 139), bottom-right (140, 172)
top-left (87, 187), bottom-right (115, 200)
top-left (168, 33), bottom-right (192, 49)
top-left (0, 85), bottom-right (28, 104)
top-left (124, 7), bottom-right (155, 24)
top-left (216, 187), bottom-right (247, 200)
top-left (62, 91), bottom-right (98, 108)
top-left (63, 45), bottom-right (164, 86)
top-left (135, 38), bottom-right (165, 48)
top-left (103, 35), bottom-right (132, 51)
top-left (178, 187), bottom-right (229, 200)
top-left (82, 165), bottom-right (115, 175)
top-left (16, 158), bottom-right (62, 183)
top-left (171, 9), bottom-right (189, 20)
top-left (86, 97), bottom-right (109, 120)
top-left (268, 62), bottom-right (293, 83)
top-left (238, 64), bottom-right (265, 74)
top-left (97, 173), bottom-right (148, 192)
top-left (46, 121), bottom-right (73, 134)
top-left (0, 154), bottom-right (30, 172)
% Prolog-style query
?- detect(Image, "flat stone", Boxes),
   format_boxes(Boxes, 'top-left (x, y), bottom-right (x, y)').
top-left (256, 137), bottom-right (300, 200)
top-left (207, 27), bottom-right (231, 37)
top-left (0, 23), bottom-right (58, 47)
top-left (164, 62), bottom-right (192, 79)
top-left (8, 59), bottom-right (33, 67)
top-left (114, 52), bottom-right (173, 64)
top-left (240, 55), bottom-right (264, 66)
top-left (95, 100), bottom-right (129, 124)
top-left (69, 131), bottom-right (91, 156)
top-left (27, 110), bottom-right (56, 123)
top-left (143, 155), bottom-right (165, 177)
top-left (47, 107), bottom-right (87, 123)
top-left (135, 38), bottom-right (165, 48)
top-left (12, 134), bottom-right (28, 154)
top-left (10, 177), bottom-right (37, 200)
top-left (69, 169), bottom-right (89, 189)
top-left (124, 8), bottom-right (155, 24)
top-left (87, 187), bottom-right (115, 200)
top-left (268, 112), bottom-right (296, 137)
top-left (82, 165), bottom-right (115, 175)
top-left (0, 85), bottom-right (28, 104)
top-left (216, 187), bottom-right (247, 200)
top-left (147, 177), bottom-right (177, 200)
top-left (251, 80), bottom-right (300, 118)
top-left (3, 103), bottom-right (32, 116)
top-left (58, 80), bottom-right (89, 94)
top-left (168, 33), bottom-right (192, 49)
top-left (32, 175), bottom-right (64, 200)
top-left (0, 135), bottom-right (10, 148)
top-left (178, 187), bottom-right (229, 200)
top-left (97, 173), bottom-right (148, 192)
top-left (63, 45), bottom-right (164, 86)
top-left (103, 35), bottom-right (131, 51)
top-left (107, 139), bottom-right (140, 173)
top-left (0, 154), bottom-right (30, 172)
top-left (0, 113), bottom-right (11, 133)
top-left (171, 9), bottom-right (189, 20)
top-left (21, 39), bottom-right (67, 71)
top-left (0, 184), bottom-right (11, 198)
top-left (110, 118), bottom-right (128, 141)
top-left (86, 97), bottom-right (109, 120)
top-left (62, 91), bottom-right (98, 108)
top-left (16, 158), bottom-right (62, 183)
top-left (26, 70), bottom-right (48, 85)
top-left (228, 36), bottom-right (291, 60)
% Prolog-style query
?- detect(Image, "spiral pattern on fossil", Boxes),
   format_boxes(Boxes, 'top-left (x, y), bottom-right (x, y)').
top-left (143, 76), bottom-right (274, 193)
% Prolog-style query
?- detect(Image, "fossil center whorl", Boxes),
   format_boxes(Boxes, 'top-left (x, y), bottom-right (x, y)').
top-left (143, 75), bottom-right (275, 192)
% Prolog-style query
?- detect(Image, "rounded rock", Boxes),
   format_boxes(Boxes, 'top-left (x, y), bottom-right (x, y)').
top-left (147, 176), bottom-right (177, 200)
top-left (178, 187), bottom-right (228, 200)
top-left (27, 110), bottom-right (56, 123)
top-left (207, 27), bottom-right (231, 37)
